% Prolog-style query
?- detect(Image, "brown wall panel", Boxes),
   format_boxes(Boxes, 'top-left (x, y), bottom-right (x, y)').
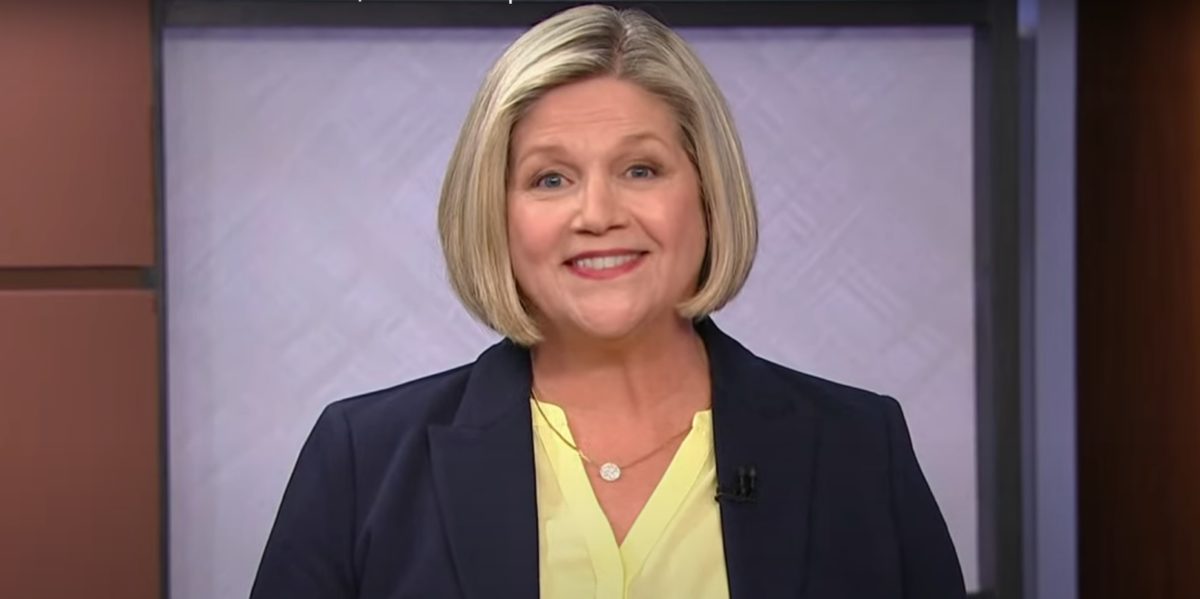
top-left (0, 0), bottom-right (154, 267)
top-left (0, 291), bottom-right (160, 599)
top-left (1078, 0), bottom-right (1200, 596)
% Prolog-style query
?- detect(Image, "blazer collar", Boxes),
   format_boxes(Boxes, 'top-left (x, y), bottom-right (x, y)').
top-left (426, 338), bottom-right (539, 599)
top-left (702, 318), bottom-right (819, 598)
top-left (428, 318), bottom-right (818, 599)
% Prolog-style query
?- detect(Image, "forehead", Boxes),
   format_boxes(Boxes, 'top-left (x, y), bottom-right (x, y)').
top-left (510, 76), bottom-right (680, 150)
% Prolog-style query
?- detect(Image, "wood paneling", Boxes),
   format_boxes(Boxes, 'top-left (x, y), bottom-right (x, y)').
top-left (0, 0), bottom-right (154, 267)
top-left (0, 291), bottom-right (160, 598)
top-left (0, 0), bottom-right (161, 596)
top-left (1078, 0), bottom-right (1200, 596)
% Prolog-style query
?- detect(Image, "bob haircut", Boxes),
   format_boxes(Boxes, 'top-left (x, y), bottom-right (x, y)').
top-left (438, 4), bottom-right (758, 346)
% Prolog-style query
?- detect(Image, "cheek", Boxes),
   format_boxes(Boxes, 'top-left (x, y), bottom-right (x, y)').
top-left (506, 203), bottom-right (559, 276)
top-left (643, 194), bottom-right (707, 284)
top-left (666, 186), bottom-right (708, 267)
top-left (681, 206), bottom-right (709, 272)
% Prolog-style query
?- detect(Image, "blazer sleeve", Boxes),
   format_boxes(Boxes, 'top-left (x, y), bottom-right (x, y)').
top-left (250, 404), bottom-right (357, 599)
top-left (881, 396), bottom-right (967, 598)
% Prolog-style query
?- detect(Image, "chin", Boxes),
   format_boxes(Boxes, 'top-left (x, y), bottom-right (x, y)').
top-left (563, 302), bottom-right (675, 342)
top-left (570, 317), bottom-right (643, 341)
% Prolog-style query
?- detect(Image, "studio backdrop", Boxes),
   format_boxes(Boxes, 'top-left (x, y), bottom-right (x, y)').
top-left (163, 25), bottom-right (976, 598)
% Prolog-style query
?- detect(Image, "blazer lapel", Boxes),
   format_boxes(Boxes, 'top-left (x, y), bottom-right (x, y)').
top-left (700, 319), bottom-right (820, 599)
top-left (428, 340), bottom-right (539, 599)
top-left (426, 321), bottom-right (819, 599)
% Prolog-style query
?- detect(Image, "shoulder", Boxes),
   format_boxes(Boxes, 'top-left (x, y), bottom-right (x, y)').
top-left (739, 354), bottom-right (965, 594)
top-left (749, 352), bottom-right (907, 441)
top-left (760, 351), bottom-right (900, 412)
top-left (317, 361), bottom-right (475, 444)
top-left (747, 351), bottom-right (932, 513)
top-left (701, 319), bottom-right (906, 441)
top-left (702, 319), bottom-right (900, 426)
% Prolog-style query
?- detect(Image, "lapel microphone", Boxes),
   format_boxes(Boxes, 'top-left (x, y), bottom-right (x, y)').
top-left (715, 466), bottom-right (757, 503)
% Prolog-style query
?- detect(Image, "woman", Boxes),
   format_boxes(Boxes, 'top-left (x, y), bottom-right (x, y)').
top-left (251, 5), bottom-right (965, 598)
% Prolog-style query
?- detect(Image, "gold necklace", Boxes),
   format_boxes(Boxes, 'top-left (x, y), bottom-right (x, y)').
top-left (531, 387), bottom-right (692, 482)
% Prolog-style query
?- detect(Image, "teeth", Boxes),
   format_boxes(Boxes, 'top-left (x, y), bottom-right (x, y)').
top-left (572, 254), bottom-right (640, 270)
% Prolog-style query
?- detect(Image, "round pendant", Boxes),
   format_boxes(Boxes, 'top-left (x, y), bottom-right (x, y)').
top-left (598, 462), bottom-right (622, 482)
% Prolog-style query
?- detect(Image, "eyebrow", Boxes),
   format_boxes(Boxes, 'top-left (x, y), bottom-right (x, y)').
top-left (511, 131), bottom-right (671, 170)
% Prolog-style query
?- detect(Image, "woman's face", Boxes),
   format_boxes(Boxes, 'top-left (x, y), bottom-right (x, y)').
top-left (506, 75), bottom-right (708, 343)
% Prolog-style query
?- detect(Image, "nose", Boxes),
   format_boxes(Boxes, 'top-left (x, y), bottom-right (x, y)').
top-left (574, 174), bottom-right (627, 235)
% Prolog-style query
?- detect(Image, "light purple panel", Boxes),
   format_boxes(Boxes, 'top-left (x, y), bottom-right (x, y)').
top-left (688, 27), bottom-right (978, 589)
top-left (164, 27), bottom-right (975, 598)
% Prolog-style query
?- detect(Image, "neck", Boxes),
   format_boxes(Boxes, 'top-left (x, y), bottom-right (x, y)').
top-left (530, 316), bottom-right (711, 419)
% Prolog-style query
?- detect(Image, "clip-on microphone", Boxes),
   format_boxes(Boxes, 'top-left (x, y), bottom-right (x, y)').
top-left (715, 466), bottom-right (757, 503)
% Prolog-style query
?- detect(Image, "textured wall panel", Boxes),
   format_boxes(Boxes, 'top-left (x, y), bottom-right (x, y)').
top-left (164, 27), bottom-right (975, 597)
top-left (0, 291), bottom-right (160, 598)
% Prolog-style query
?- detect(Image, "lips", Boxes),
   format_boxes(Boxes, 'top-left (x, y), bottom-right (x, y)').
top-left (564, 250), bottom-right (647, 279)
top-left (570, 253), bottom-right (640, 270)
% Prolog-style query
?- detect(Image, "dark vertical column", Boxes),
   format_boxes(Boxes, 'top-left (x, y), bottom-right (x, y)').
top-left (976, 0), bottom-right (1023, 595)
top-left (1077, 0), bottom-right (1200, 596)
top-left (0, 1), bottom-right (161, 598)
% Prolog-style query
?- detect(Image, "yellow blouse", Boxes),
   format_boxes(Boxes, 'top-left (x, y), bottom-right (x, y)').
top-left (531, 399), bottom-right (731, 599)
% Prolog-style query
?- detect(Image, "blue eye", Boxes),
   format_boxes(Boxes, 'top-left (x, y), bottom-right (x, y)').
top-left (535, 173), bottom-right (565, 189)
top-left (628, 165), bottom-right (657, 179)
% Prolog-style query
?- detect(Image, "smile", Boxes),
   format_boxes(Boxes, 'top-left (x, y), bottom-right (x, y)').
top-left (565, 252), bottom-right (647, 279)
top-left (571, 254), bottom-right (640, 269)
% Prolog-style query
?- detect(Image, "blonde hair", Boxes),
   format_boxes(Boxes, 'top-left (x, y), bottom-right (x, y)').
top-left (438, 4), bottom-right (758, 346)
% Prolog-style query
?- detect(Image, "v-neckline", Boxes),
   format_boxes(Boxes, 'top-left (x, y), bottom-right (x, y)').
top-left (531, 399), bottom-right (714, 582)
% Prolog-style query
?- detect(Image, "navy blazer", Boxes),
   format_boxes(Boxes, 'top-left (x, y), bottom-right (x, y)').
top-left (251, 319), bottom-right (966, 598)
